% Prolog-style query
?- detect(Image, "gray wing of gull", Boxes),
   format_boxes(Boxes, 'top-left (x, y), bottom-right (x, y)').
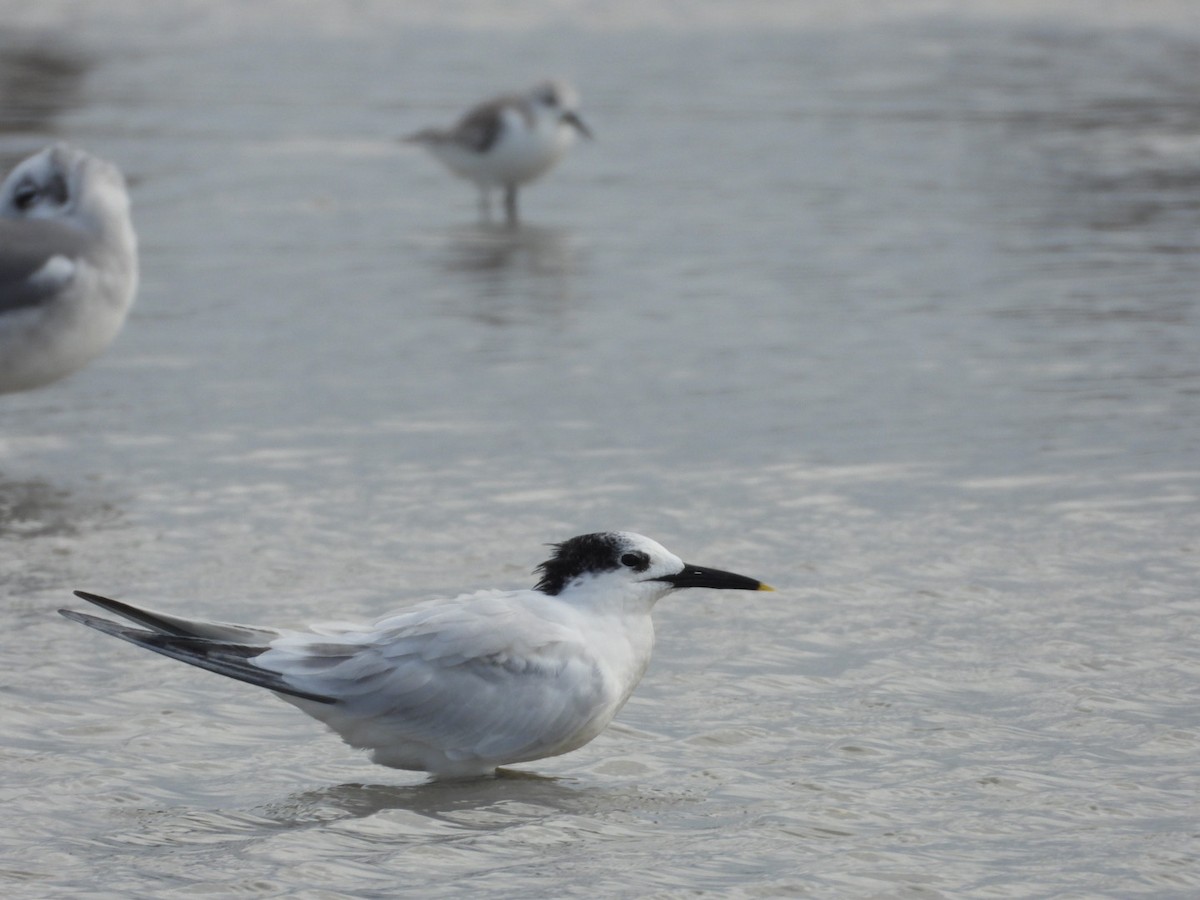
top-left (0, 218), bottom-right (85, 313)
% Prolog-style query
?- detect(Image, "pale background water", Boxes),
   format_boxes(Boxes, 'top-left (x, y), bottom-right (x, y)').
top-left (1, 1), bottom-right (1198, 896)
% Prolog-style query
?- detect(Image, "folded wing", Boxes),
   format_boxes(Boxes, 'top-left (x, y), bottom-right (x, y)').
top-left (0, 219), bottom-right (83, 313)
top-left (59, 592), bottom-right (332, 703)
top-left (261, 593), bottom-right (609, 765)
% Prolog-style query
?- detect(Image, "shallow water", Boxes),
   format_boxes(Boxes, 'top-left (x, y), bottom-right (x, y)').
top-left (2, 2), bottom-right (1199, 897)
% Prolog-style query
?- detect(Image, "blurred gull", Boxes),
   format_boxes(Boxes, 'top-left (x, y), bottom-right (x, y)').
top-left (407, 80), bottom-right (592, 226)
top-left (61, 532), bottom-right (773, 778)
top-left (0, 143), bottom-right (137, 394)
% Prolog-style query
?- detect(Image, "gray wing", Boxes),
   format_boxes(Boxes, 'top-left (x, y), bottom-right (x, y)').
top-left (450, 101), bottom-right (506, 153)
top-left (260, 594), bottom-right (609, 761)
top-left (0, 218), bottom-right (84, 313)
top-left (68, 590), bottom-right (282, 642)
top-left (59, 591), bottom-right (332, 704)
top-left (406, 94), bottom-right (522, 153)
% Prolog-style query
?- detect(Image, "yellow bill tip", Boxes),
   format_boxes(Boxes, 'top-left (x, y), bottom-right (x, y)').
top-left (757, 583), bottom-right (776, 592)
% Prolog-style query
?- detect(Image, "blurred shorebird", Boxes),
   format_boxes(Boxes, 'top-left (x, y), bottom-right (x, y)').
top-left (0, 143), bottom-right (137, 394)
top-left (406, 80), bottom-right (592, 226)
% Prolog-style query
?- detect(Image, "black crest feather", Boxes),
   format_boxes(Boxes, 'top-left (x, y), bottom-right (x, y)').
top-left (534, 532), bottom-right (626, 595)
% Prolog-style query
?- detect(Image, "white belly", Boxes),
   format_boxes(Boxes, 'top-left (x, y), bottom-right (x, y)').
top-left (434, 113), bottom-right (576, 189)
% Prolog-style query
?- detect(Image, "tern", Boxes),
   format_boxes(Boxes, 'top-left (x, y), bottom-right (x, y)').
top-left (406, 80), bottom-right (592, 226)
top-left (60, 532), bottom-right (772, 778)
top-left (0, 143), bottom-right (138, 394)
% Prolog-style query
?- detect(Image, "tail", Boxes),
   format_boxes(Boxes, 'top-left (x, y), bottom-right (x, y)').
top-left (402, 127), bottom-right (448, 145)
top-left (60, 591), bottom-right (335, 704)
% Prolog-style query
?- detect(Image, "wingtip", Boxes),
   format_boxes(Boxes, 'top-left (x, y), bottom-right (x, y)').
top-left (59, 606), bottom-right (108, 623)
top-left (58, 607), bottom-right (120, 633)
top-left (74, 592), bottom-right (118, 607)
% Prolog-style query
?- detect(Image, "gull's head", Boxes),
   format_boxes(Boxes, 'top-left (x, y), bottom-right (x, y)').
top-left (534, 531), bottom-right (773, 607)
top-left (527, 79), bottom-right (592, 140)
top-left (0, 143), bottom-right (131, 232)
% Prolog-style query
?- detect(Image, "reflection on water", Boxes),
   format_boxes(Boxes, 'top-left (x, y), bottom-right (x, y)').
top-left (0, 477), bottom-right (122, 600)
top-left (259, 773), bottom-right (601, 829)
top-left (434, 223), bottom-right (582, 326)
top-left (0, 34), bottom-right (89, 136)
top-left (994, 28), bottom-right (1200, 246)
top-left (0, 477), bottom-right (106, 539)
top-left (1023, 122), bottom-right (1200, 244)
top-left (439, 224), bottom-right (575, 276)
top-left (440, 223), bottom-right (578, 283)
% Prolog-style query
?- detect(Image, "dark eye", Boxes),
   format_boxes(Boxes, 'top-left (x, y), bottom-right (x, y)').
top-left (12, 180), bottom-right (37, 210)
top-left (620, 552), bottom-right (649, 572)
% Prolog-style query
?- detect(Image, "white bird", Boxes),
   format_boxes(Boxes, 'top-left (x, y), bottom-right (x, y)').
top-left (406, 80), bottom-right (592, 226)
top-left (0, 143), bottom-right (138, 395)
top-left (60, 532), bottom-right (773, 778)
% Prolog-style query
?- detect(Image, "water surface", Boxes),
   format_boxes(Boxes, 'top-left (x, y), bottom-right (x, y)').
top-left (1, 2), bottom-right (1198, 896)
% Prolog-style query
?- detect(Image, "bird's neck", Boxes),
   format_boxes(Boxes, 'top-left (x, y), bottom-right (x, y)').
top-left (559, 576), bottom-right (671, 619)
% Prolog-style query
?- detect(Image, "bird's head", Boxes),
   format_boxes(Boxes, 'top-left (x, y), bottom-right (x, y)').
top-left (528, 79), bottom-right (593, 140)
top-left (0, 143), bottom-right (131, 233)
top-left (534, 531), bottom-right (772, 608)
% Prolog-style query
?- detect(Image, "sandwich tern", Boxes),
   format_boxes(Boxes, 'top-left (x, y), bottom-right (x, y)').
top-left (406, 80), bottom-right (592, 226)
top-left (60, 532), bottom-right (772, 778)
top-left (0, 143), bottom-right (138, 394)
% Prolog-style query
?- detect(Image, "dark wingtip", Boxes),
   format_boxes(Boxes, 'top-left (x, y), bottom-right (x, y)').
top-left (58, 607), bottom-right (127, 633)
top-left (57, 606), bottom-right (337, 706)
